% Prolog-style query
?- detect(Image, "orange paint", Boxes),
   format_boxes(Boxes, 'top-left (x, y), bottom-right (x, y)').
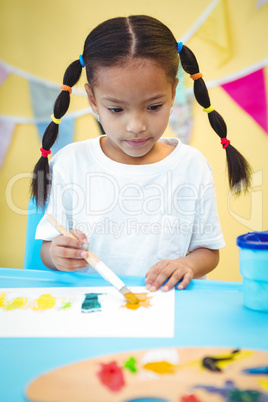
top-left (32, 294), bottom-right (56, 311)
top-left (143, 361), bottom-right (177, 374)
top-left (123, 292), bottom-right (152, 310)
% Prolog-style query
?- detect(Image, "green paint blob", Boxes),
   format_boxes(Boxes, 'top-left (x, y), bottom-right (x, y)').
top-left (124, 356), bottom-right (137, 373)
top-left (60, 301), bottom-right (72, 310)
top-left (81, 293), bottom-right (102, 313)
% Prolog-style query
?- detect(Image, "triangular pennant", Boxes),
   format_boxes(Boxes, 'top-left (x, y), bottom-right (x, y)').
top-left (195, 0), bottom-right (233, 66)
top-left (0, 118), bottom-right (16, 169)
top-left (256, 0), bottom-right (268, 9)
top-left (221, 68), bottom-right (268, 133)
top-left (29, 81), bottom-right (60, 119)
top-left (169, 73), bottom-right (194, 144)
top-left (36, 118), bottom-right (75, 155)
top-left (0, 63), bottom-right (11, 85)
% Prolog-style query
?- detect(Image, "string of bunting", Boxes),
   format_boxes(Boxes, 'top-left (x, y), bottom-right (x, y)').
top-left (0, 0), bottom-right (267, 170)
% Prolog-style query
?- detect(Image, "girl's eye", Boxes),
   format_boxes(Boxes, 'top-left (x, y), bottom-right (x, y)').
top-left (148, 104), bottom-right (162, 111)
top-left (108, 108), bottom-right (123, 113)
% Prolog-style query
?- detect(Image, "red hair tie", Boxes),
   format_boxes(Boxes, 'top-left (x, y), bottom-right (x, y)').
top-left (40, 147), bottom-right (51, 157)
top-left (221, 138), bottom-right (231, 149)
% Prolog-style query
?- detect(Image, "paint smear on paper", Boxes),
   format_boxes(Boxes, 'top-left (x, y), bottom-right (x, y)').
top-left (97, 361), bottom-right (125, 392)
top-left (60, 300), bottom-right (72, 310)
top-left (123, 292), bottom-right (152, 310)
top-left (0, 292), bottom-right (72, 312)
top-left (31, 294), bottom-right (56, 311)
top-left (2, 296), bottom-right (28, 310)
top-left (0, 293), bottom-right (6, 307)
top-left (81, 293), bottom-right (102, 313)
top-left (143, 361), bottom-right (177, 374)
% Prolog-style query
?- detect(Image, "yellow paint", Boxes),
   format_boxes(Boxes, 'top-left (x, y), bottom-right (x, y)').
top-left (124, 292), bottom-right (140, 305)
top-left (0, 293), bottom-right (6, 307)
top-left (259, 379), bottom-right (268, 390)
top-left (174, 350), bottom-right (254, 372)
top-left (215, 350), bottom-right (254, 370)
top-left (32, 294), bottom-right (56, 311)
top-left (3, 297), bottom-right (28, 310)
top-left (143, 361), bottom-right (177, 374)
top-left (123, 293), bottom-right (152, 310)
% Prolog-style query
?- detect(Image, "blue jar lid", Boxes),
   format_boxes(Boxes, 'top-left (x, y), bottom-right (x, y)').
top-left (236, 231), bottom-right (268, 250)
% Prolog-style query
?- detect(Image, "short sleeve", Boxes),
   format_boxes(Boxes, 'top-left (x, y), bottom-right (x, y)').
top-left (188, 170), bottom-right (225, 251)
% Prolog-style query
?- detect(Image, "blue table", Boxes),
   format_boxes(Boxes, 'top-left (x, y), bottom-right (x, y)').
top-left (0, 268), bottom-right (268, 402)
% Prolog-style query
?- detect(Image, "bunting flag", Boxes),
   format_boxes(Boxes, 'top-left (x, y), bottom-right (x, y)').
top-left (0, 63), bottom-right (10, 85)
top-left (256, 0), bottom-right (268, 9)
top-left (0, 118), bottom-right (16, 169)
top-left (195, 0), bottom-right (233, 66)
top-left (37, 118), bottom-right (75, 155)
top-left (29, 81), bottom-right (60, 120)
top-left (169, 73), bottom-right (194, 144)
top-left (221, 68), bottom-right (268, 134)
top-left (29, 81), bottom-right (76, 153)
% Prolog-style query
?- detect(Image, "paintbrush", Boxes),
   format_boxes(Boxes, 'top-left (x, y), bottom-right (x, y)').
top-left (46, 215), bottom-right (139, 305)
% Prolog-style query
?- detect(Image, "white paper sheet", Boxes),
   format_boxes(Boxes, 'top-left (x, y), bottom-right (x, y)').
top-left (0, 286), bottom-right (174, 338)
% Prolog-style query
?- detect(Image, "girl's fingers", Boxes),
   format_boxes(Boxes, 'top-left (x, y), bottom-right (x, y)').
top-left (177, 272), bottom-right (193, 290)
top-left (145, 260), bottom-right (194, 291)
top-left (56, 243), bottom-right (88, 259)
top-left (56, 257), bottom-right (89, 271)
top-left (145, 260), bottom-right (172, 291)
top-left (70, 229), bottom-right (89, 246)
top-left (54, 235), bottom-right (83, 249)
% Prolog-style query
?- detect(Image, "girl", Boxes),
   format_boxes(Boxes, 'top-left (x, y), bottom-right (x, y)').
top-left (33, 15), bottom-right (251, 292)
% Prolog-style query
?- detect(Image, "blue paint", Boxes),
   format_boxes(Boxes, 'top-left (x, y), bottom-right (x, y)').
top-left (243, 366), bottom-right (268, 375)
top-left (81, 293), bottom-right (102, 313)
top-left (193, 380), bottom-right (268, 401)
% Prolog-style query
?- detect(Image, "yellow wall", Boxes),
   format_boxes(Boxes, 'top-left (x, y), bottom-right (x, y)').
top-left (0, 0), bottom-right (267, 281)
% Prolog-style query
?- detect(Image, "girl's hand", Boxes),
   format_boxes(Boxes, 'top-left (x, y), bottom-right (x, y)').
top-left (48, 229), bottom-right (90, 272)
top-left (145, 257), bottom-right (194, 292)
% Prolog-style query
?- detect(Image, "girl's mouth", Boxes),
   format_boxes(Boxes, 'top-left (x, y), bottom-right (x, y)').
top-left (125, 138), bottom-right (149, 147)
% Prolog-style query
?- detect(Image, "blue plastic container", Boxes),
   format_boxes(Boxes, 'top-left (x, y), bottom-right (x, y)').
top-left (237, 231), bottom-right (268, 312)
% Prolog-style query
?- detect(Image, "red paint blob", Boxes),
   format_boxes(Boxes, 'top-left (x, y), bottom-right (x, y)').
top-left (180, 394), bottom-right (202, 402)
top-left (97, 361), bottom-right (125, 392)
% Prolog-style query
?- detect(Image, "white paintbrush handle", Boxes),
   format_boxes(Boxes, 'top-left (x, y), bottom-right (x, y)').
top-left (47, 215), bottom-right (126, 291)
top-left (94, 261), bottom-right (125, 291)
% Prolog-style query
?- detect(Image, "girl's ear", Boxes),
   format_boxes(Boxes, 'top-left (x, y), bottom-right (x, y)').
top-left (85, 83), bottom-right (98, 114)
top-left (171, 78), bottom-right (179, 105)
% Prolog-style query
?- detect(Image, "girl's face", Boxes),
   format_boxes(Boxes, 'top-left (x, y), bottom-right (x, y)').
top-left (85, 59), bottom-right (178, 164)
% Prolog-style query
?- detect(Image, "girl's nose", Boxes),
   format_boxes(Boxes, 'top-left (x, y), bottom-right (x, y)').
top-left (126, 113), bottom-right (146, 134)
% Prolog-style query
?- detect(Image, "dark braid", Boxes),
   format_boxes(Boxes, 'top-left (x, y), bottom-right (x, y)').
top-left (179, 44), bottom-right (252, 193)
top-left (31, 60), bottom-right (83, 208)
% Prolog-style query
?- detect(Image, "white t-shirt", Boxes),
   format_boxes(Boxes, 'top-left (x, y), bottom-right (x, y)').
top-left (36, 136), bottom-right (225, 276)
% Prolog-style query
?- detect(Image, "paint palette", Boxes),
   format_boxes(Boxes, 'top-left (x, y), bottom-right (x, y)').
top-left (26, 347), bottom-right (268, 402)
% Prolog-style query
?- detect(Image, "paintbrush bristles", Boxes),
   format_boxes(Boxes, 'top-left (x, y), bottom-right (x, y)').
top-left (124, 292), bottom-right (140, 305)
top-left (120, 286), bottom-right (139, 304)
